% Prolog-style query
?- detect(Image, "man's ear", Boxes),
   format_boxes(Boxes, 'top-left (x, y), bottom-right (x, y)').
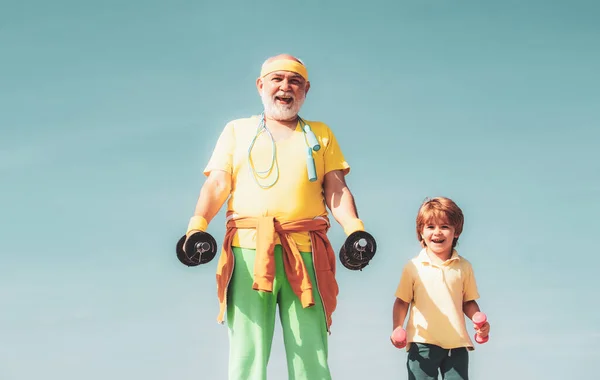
top-left (304, 80), bottom-right (311, 95)
top-left (256, 77), bottom-right (264, 95)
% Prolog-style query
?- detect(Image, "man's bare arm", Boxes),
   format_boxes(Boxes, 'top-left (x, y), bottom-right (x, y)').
top-left (323, 170), bottom-right (363, 234)
top-left (187, 169), bottom-right (232, 236)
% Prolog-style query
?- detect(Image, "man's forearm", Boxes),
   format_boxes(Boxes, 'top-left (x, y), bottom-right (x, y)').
top-left (329, 187), bottom-right (359, 224)
top-left (191, 172), bottom-right (231, 225)
top-left (329, 188), bottom-right (365, 235)
top-left (323, 170), bottom-right (363, 235)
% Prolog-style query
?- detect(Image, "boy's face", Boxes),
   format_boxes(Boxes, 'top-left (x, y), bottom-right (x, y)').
top-left (421, 218), bottom-right (459, 257)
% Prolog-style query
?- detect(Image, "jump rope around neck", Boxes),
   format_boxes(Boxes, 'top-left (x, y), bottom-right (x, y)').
top-left (247, 113), bottom-right (321, 189)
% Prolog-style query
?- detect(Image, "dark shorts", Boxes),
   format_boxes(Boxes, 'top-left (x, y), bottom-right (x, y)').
top-left (407, 343), bottom-right (469, 380)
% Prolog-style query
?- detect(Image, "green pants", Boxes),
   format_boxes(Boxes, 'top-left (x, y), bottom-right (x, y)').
top-left (226, 245), bottom-right (331, 380)
top-left (407, 343), bottom-right (469, 380)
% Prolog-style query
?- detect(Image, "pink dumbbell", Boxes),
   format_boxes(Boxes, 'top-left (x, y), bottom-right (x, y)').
top-left (391, 326), bottom-right (407, 348)
top-left (472, 312), bottom-right (489, 344)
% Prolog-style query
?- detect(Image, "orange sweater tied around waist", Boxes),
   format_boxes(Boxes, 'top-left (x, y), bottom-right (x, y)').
top-left (215, 214), bottom-right (340, 332)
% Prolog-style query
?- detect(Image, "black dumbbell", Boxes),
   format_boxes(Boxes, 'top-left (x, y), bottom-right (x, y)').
top-left (176, 231), bottom-right (218, 267)
top-left (339, 230), bottom-right (377, 271)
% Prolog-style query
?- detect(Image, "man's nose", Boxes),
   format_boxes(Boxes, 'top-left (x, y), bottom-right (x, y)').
top-left (279, 79), bottom-right (291, 91)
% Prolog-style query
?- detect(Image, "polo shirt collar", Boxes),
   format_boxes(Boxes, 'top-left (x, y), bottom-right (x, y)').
top-left (418, 248), bottom-right (460, 266)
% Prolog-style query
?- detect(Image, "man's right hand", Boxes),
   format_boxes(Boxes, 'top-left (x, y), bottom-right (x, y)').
top-left (183, 229), bottom-right (204, 253)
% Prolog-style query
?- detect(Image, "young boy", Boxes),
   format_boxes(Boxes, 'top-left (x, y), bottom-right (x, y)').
top-left (390, 197), bottom-right (490, 380)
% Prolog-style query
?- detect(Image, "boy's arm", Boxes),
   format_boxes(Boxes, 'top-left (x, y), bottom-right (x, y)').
top-left (462, 299), bottom-right (480, 320)
top-left (463, 300), bottom-right (490, 338)
top-left (391, 263), bottom-right (413, 348)
top-left (393, 297), bottom-right (410, 330)
top-left (462, 263), bottom-right (490, 338)
top-left (391, 297), bottom-right (410, 348)
top-left (393, 263), bottom-right (414, 331)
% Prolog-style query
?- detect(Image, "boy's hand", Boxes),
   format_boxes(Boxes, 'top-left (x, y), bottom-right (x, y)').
top-left (390, 326), bottom-right (407, 349)
top-left (474, 321), bottom-right (490, 338)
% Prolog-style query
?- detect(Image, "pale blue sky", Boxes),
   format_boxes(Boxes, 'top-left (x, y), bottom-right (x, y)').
top-left (1, 0), bottom-right (599, 379)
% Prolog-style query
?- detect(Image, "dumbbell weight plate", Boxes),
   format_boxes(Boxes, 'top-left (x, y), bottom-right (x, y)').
top-left (176, 235), bottom-right (196, 266)
top-left (339, 230), bottom-right (377, 271)
top-left (343, 230), bottom-right (377, 260)
top-left (176, 231), bottom-right (218, 267)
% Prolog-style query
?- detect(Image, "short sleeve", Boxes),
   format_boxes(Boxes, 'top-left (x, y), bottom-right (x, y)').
top-left (395, 263), bottom-right (414, 303)
top-left (322, 128), bottom-right (350, 176)
top-left (203, 122), bottom-right (235, 176)
top-left (462, 263), bottom-right (480, 302)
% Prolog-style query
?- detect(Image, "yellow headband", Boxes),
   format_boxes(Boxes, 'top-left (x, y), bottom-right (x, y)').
top-left (260, 59), bottom-right (308, 81)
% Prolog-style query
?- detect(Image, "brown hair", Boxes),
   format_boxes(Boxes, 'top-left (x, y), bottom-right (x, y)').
top-left (416, 197), bottom-right (464, 248)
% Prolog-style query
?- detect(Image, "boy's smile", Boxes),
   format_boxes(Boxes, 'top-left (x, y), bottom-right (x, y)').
top-left (421, 220), bottom-right (458, 260)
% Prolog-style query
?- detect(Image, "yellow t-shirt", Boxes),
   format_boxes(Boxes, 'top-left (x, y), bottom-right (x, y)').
top-left (203, 115), bottom-right (350, 252)
top-left (395, 249), bottom-right (480, 350)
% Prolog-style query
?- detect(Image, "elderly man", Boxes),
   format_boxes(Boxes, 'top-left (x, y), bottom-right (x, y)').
top-left (181, 54), bottom-right (374, 380)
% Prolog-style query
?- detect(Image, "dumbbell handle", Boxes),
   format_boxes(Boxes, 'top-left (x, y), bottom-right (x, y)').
top-left (353, 238), bottom-right (367, 250)
top-left (390, 326), bottom-right (407, 349)
top-left (189, 240), bottom-right (211, 254)
top-left (473, 312), bottom-right (489, 344)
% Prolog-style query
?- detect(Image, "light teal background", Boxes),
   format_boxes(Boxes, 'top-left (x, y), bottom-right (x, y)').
top-left (1, 0), bottom-right (599, 379)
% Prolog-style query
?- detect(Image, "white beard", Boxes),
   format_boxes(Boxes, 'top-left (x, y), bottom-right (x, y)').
top-left (261, 90), bottom-right (305, 120)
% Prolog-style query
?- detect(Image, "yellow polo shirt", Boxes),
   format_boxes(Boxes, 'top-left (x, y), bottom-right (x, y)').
top-left (203, 115), bottom-right (350, 252)
top-left (395, 248), bottom-right (480, 350)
